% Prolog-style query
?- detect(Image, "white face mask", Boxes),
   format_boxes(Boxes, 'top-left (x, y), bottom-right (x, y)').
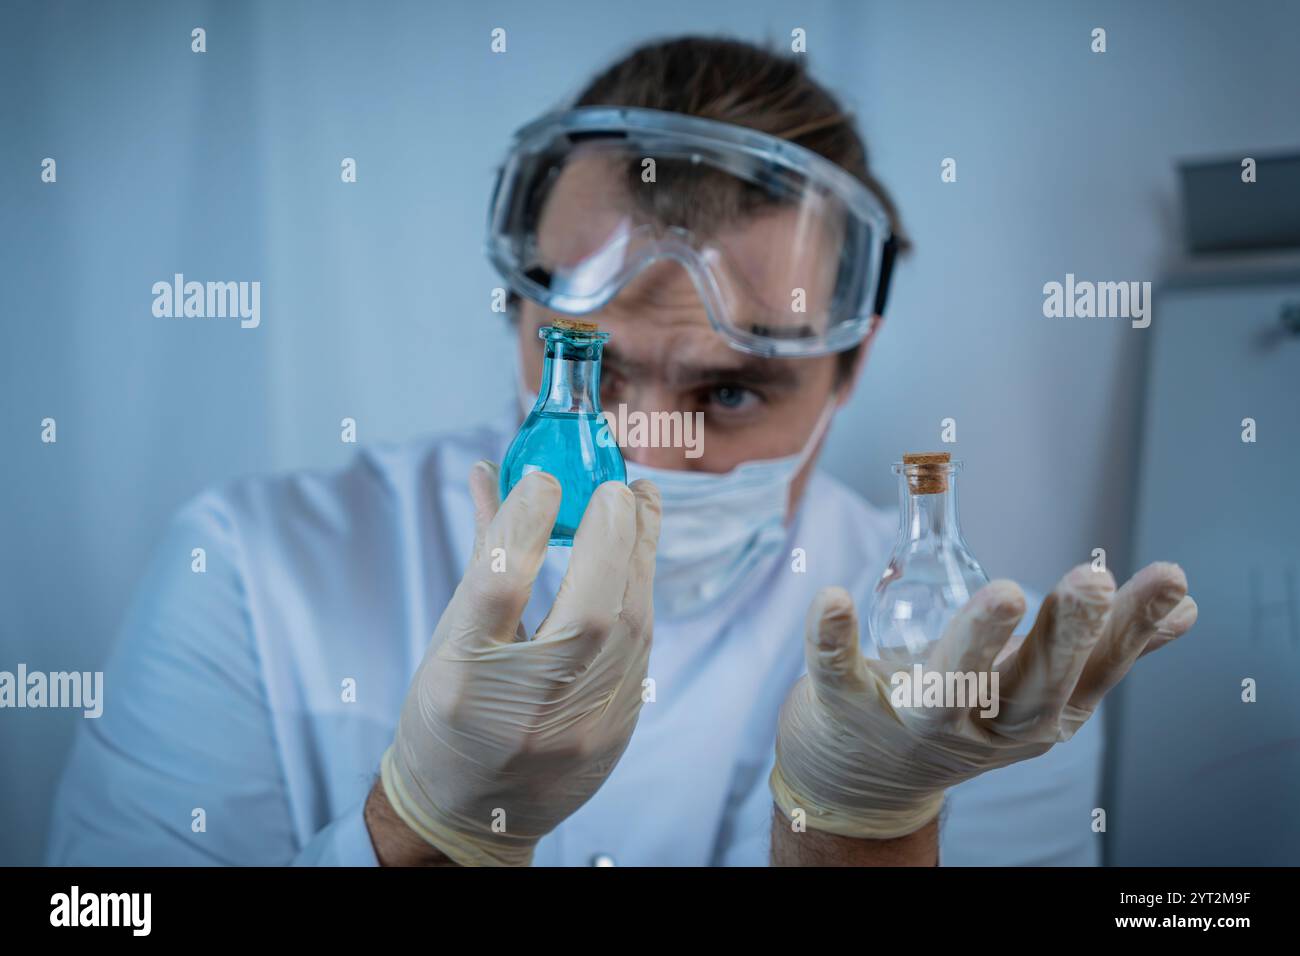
top-left (625, 402), bottom-right (834, 620)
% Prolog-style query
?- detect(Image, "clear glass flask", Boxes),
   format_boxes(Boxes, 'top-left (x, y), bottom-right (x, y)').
top-left (500, 319), bottom-right (626, 545)
top-left (868, 452), bottom-right (989, 664)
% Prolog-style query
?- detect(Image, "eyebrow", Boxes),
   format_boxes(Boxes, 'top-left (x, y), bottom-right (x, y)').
top-left (601, 345), bottom-right (802, 389)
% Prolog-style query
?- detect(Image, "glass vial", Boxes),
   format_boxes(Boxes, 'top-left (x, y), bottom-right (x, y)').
top-left (500, 319), bottom-right (625, 545)
top-left (868, 452), bottom-right (989, 664)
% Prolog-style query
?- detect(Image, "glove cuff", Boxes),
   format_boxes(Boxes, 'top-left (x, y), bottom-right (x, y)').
top-left (379, 744), bottom-right (537, 867)
top-left (769, 763), bottom-right (946, 841)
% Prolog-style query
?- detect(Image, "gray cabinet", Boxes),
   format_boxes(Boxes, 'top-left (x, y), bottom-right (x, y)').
top-left (1111, 275), bottom-right (1300, 864)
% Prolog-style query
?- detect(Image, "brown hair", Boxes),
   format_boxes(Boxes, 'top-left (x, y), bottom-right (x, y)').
top-left (574, 36), bottom-right (907, 243)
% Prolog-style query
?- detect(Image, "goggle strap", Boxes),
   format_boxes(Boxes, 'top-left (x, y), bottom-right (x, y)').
top-left (873, 234), bottom-right (898, 318)
top-left (565, 129), bottom-right (627, 145)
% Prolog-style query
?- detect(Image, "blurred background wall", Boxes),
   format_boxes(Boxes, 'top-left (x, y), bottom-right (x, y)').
top-left (2, 0), bottom-right (1298, 864)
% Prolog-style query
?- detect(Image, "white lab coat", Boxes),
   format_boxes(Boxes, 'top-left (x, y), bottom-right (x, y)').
top-left (45, 411), bottom-right (1102, 866)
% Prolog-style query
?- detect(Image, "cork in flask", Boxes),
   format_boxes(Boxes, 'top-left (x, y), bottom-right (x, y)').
top-left (903, 452), bottom-right (950, 494)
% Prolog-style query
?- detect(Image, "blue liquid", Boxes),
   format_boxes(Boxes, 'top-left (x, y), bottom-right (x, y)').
top-left (500, 410), bottom-right (626, 545)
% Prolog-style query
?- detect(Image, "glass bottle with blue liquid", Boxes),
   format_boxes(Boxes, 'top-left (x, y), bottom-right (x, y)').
top-left (500, 319), bottom-right (625, 544)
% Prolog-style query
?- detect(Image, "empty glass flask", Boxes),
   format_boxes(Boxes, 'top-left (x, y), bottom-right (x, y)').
top-left (868, 452), bottom-right (989, 664)
top-left (500, 320), bottom-right (625, 545)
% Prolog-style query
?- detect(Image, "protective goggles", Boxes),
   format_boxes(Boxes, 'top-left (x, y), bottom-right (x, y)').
top-left (487, 107), bottom-right (897, 358)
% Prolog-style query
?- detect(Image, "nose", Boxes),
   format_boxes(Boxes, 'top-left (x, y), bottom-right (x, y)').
top-left (622, 443), bottom-right (692, 470)
top-left (604, 383), bottom-right (701, 472)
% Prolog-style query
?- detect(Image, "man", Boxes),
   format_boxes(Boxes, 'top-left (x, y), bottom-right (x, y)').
top-left (47, 36), bottom-right (1196, 867)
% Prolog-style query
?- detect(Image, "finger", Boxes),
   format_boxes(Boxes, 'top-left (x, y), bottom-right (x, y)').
top-left (615, 479), bottom-right (662, 638)
top-left (596, 481), bottom-right (663, 715)
top-left (534, 481), bottom-right (638, 666)
top-left (992, 564), bottom-right (1114, 739)
top-left (1069, 563), bottom-right (1189, 714)
top-left (927, 579), bottom-right (1027, 679)
top-left (455, 469), bottom-right (561, 640)
top-left (469, 460), bottom-right (501, 563)
top-left (1138, 594), bottom-right (1198, 658)
top-left (804, 587), bottom-right (868, 698)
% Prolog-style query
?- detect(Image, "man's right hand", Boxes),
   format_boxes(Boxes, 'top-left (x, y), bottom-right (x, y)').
top-left (371, 461), bottom-right (660, 866)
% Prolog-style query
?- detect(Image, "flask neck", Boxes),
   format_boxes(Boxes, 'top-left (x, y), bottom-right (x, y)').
top-left (537, 331), bottom-right (606, 415)
top-left (898, 472), bottom-right (962, 542)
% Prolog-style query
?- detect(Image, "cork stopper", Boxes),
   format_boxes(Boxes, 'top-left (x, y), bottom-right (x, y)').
top-left (903, 451), bottom-right (951, 494)
top-left (551, 318), bottom-right (599, 333)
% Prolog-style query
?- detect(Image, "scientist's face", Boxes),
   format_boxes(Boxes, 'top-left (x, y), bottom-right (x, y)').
top-left (515, 163), bottom-right (882, 512)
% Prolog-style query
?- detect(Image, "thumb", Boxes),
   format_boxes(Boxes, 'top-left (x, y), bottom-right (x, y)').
top-left (452, 469), bottom-right (560, 645)
top-left (468, 460), bottom-right (501, 564)
top-left (804, 587), bottom-right (866, 695)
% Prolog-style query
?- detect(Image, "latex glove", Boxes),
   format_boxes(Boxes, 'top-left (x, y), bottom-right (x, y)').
top-left (770, 562), bottom-right (1197, 840)
top-left (381, 462), bottom-right (661, 866)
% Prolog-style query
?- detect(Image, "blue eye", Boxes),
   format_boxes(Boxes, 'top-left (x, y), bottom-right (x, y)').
top-left (709, 385), bottom-right (757, 410)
